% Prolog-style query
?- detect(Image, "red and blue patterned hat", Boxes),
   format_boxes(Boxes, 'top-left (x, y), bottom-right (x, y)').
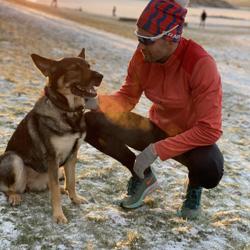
top-left (137, 0), bottom-right (187, 42)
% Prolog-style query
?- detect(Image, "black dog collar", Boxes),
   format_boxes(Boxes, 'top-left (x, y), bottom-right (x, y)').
top-left (44, 86), bottom-right (85, 113)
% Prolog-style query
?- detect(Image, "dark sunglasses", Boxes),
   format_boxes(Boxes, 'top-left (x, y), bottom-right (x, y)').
top-left (134, 25), bottom-right (179, 46)
top-left (137, 36), bottom-right (156, 45)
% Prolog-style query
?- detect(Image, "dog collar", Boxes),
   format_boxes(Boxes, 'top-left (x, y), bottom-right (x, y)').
top-left (44, 86), bottom-right (85, 113)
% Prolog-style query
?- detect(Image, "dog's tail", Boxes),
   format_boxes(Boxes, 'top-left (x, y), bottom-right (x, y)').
top-left (0, 151), bottom-right (26, 193)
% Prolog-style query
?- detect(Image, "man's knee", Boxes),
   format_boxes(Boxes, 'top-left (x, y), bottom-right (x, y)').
top-left (187, 145), bottom-right (224, 189)
top-left (85, 111), bottom-right (106, 128)
top-left (201, 155), bottom-right (224, 189)
top-left (84, 111), bottom-right (110, 144)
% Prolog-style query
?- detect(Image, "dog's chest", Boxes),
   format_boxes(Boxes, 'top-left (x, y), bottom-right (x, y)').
top-left (63, 112), bottom-right (86, 133)
top-left (50, 132), bottom-right (85, 164)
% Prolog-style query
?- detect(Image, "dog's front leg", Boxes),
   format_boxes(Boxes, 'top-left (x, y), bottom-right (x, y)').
top-left (48, 159), bottom-right (67, 224)
top-left (64, 151), bottom-right (88, 204)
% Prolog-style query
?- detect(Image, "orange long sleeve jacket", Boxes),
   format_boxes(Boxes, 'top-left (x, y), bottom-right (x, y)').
top-left (98, 38), bottom-right (222, 161)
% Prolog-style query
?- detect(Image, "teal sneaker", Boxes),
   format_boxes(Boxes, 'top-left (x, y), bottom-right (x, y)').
top-left (121, 171), bottom-right (158, 209)
top-left (178, 184), bottom-right (202, 219)
top-left (127, 168), bottom-right (154, 195)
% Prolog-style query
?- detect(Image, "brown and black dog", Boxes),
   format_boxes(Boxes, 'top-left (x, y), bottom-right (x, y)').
top-left (0, 49), bottom-right (103, 223)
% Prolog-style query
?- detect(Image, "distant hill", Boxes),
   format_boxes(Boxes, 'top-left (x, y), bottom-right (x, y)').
top-left (189, 0), bottom-right (235, 8)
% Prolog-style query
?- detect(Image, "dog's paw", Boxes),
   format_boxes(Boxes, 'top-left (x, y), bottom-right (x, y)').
top-left (8, 193), bottom-right (22, 206)
top-left (71, 194), bottom-right (88, 205)
top-left (53, 212), bottom-right (68, 224)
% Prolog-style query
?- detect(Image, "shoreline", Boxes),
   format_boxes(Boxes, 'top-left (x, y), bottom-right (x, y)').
top-left (6, 0), bottom-right (137, 40)
top-left (5, 0), bottom-right (250, 41)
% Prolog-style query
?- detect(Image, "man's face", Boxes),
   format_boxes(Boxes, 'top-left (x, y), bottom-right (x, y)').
top-left (136, 28), bottom-right (178, 63)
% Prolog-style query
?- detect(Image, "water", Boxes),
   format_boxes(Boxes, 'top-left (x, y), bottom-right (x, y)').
top-left (27, 0), bottom-right (250, 27)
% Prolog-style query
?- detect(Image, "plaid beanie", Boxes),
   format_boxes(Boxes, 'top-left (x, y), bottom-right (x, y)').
top-left (137, 0), bottom-right (187, 42)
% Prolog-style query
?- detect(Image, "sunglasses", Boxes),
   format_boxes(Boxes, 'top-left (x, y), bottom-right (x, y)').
top-left (134, 25), bottom-right (179, 45)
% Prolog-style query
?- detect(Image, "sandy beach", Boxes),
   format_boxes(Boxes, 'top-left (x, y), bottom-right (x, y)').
top-left (0, 0), bottom-right (250, 249)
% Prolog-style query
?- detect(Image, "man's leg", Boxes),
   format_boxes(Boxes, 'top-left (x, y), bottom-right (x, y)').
top-left (174, 144), bottom-right (224, 189)
top-left (84, 111), bottom-right (166, 208)
top-left (84, 111), bottom-right (166, 176)
top-left (85, 111), bottom-right (224, 214)
top-left (174, 144), bottom-right (224, 219)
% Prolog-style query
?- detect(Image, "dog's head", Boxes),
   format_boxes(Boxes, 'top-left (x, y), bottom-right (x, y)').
top-left (31, 48), bottom-right (103, 98)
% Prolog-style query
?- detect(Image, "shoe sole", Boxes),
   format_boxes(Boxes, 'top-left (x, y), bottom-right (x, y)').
top-left (121, 181), bottom-right (159, 209)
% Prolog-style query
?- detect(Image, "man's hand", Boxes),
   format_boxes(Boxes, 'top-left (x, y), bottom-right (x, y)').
top-left (133, 144), bottom-right (158, 179)
top-left (84, 97), bottom-right (99, 110)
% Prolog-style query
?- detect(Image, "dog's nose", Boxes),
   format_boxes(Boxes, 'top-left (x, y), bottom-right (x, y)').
top-left (96, 72), bottom-right (103, 80)
top-left (94, 72), bottom-right (103, 86)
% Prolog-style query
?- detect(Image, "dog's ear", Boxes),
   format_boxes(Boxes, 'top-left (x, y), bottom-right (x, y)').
top-left (78, 48), bottom-right (85, 59)
top-left (31, 54), bottom-right (56, 77)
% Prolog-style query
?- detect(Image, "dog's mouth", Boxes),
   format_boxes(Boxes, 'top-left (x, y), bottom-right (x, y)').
top-left (70, 72), bottom-right (103, 98)
top-left (71, 84), bottom-right (97, 98)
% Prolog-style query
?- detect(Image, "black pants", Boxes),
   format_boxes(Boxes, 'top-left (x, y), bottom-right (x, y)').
top-left (84, 111), bottom-right (224, 189)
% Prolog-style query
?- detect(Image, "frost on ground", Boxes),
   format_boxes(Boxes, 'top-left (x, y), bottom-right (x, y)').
top-left (0, 1), bottom-right (249, 249)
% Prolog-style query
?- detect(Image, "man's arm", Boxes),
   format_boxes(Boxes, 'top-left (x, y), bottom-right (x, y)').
top-left (154, 56), bottom-right (223, 160)
top-left (98, 50), bottom-right (143, 114)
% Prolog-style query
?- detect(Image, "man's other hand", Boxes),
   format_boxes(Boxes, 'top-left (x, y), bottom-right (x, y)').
top-left (85, 97), bottom-right (99, 110)
top-left (133, 144), bottom-right (158, 179)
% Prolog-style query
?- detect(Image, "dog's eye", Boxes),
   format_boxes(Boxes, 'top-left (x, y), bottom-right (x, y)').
top-left (80, 63), bottom-right (90, 69)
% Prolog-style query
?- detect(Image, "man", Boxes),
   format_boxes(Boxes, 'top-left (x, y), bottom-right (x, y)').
top-left (84, 0), bottom-right (224, 219)
top-left (50, 0), bottom-right (57, 8)
top-left (200, 10), bottom-right (207, 28)
top-left (112, 6), bottom-right (117, 17)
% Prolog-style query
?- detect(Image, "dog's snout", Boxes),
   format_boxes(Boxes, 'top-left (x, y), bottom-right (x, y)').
top-left (95, 72), bottom-right (103, 80)
top-left (93, 71), bottom-right (103, 86)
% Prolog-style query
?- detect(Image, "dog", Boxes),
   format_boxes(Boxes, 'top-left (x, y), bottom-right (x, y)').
top-left (0, 49), bottom-right (103, 223)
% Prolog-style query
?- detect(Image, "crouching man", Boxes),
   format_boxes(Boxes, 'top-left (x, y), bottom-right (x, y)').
top-left (84, 0), bottom-right (224, 219)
